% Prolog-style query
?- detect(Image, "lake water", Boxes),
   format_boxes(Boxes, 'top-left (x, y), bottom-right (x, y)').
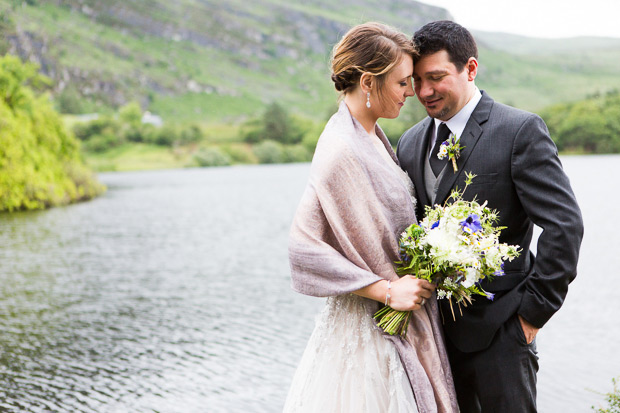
top-left (0, 155), bottom-right (619, 412)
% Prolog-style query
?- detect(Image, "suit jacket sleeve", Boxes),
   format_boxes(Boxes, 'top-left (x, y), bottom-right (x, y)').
top-left (511, 114), bottom-right (584, 328)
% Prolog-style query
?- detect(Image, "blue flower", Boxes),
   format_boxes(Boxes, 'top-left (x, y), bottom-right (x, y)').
top-left (486, 292), bottom-right (495, 301)
top-left (399, 247), bottom-right (412, 263)
top-left (431, 220), bottom-right (440, 230)
top-left (493, 262), bottom-right (505, 277)
top-left (460, 214), bottom-right (482, 234)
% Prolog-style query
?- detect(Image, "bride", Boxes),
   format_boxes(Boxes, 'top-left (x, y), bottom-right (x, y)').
top-left (284, 23), bottom-right (458, 413)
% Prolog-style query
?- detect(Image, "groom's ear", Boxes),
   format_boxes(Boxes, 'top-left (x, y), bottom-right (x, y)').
top-left (466, 58), bottom-right (478, 81)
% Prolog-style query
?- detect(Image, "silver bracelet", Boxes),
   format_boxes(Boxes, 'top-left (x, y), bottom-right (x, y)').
top-left (385, 280), bottom-right (391, 306)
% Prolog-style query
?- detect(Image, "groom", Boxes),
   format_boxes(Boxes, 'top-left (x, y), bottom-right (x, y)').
top-left (397, 21), bottom-right (584, 412)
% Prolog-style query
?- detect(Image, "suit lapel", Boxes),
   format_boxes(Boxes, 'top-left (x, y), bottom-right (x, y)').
top-left (412, 118), bottom-right (434, 212)
top-left (434, 92), bottom-right (493, 205)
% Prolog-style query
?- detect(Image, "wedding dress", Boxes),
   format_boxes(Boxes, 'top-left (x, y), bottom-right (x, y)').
top-left (284, 136), bottom-right (454, 413)
top-left (283, 294), bottom-right (419, 412)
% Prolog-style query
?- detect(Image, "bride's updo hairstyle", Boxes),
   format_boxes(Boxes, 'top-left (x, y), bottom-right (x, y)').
top-left (331, 22), bottom-right (417, 99)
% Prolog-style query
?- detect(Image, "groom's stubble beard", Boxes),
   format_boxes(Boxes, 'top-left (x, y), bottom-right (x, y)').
top-left (427, 106), bottom-right (450, 120)
top-left (422, 97), bottom-right (451, 121)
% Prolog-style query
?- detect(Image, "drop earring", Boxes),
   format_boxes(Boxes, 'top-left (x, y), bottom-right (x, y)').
top-left (366, 92), bottom-right (371, 108)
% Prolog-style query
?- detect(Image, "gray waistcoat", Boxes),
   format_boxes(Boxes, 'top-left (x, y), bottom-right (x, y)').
top-left (424, 147), bottom-right (448, 205)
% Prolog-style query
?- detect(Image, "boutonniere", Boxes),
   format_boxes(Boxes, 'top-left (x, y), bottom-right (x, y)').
top-left (437, 133), bottom-right (465, 172)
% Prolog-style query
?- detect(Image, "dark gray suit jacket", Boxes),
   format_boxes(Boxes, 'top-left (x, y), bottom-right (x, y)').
top-left (397, 91), bottom-right (584, 353)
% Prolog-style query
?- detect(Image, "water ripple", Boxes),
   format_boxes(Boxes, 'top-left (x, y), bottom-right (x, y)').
top-left (1, 160), bottom-right (618, 411)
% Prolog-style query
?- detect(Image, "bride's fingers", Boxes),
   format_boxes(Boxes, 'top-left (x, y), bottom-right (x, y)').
top-left (418, 279), bottom-right (435, 290)
top-left (402, 275), bottom-right (434, 289)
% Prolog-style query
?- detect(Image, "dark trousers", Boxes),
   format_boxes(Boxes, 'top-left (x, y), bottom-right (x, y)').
top-left (446, 314), bottom-right (539, 413)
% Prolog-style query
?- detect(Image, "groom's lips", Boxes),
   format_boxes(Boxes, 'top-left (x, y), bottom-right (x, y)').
top-left (424, 98), bottom-right (442, 107)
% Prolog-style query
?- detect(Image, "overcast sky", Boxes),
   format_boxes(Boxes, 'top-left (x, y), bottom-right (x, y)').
top-left (420, 0), bottom-right (620, 39)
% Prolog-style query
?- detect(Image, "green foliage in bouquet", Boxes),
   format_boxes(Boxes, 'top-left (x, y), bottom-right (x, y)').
top-left (375, 173), bottom-right (520, 336)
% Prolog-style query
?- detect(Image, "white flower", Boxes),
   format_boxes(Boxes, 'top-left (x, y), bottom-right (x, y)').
top-left (485, 247), bottom-right (502, 267)
top-left (461, 267), bottom-right (481, 288)
top-left (477, 236), bottom-right (496, 250)
top-left (438, 145), bottom-right (448, 160)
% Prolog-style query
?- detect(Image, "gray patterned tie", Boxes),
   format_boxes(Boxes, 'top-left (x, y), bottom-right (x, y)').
top-left (430, 123), bottom-right (451, 177)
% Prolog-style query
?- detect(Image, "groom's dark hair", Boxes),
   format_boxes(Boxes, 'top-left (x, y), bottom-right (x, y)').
top-left (413, 20), bottom-right (478, 72)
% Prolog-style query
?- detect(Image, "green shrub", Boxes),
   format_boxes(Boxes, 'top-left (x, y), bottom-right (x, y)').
top-left (0, 55), bottom-right (104, 212)
top-left (83, 133), bottom-right (124, 153)
top-left (178, 124), bottom-right (203, 145)
top-left (242, 118), bottom-right (264, 144)
top-left (193, 147), bottom-right (231, 167)
top-left (123, 125), bottom-right (147, 143)
top-left (118, 101), bottom-right (142, 128)
top-left (220, 144), bottom-right (258, 164)
top-left (253, 140), bottom-right (284, 164)
top-left (242, 103), bottom-right (315, 145)
top-left (283, 144), bottom-right (312, 163)
top-left (73, 116), bottom-right (120, 141)
top-left (263, 102), bottom-right (293, 143)
top-left (56, 84), bottom-right (84, 114)
top-left (593, 377), bottom-right (620, 413)
top-left (143, 124), bottom-right (174, 146)
top-left (300, 123), bottom-right (323, 153)
top-left (541, 90), bottom-right (620, 154)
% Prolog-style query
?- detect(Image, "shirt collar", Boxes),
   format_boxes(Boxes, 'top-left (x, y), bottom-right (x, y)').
top-left (433, 87), bottom-right (482, 139)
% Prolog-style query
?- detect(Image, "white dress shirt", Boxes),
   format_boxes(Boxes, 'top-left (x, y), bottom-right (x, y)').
top-left (429, 88), bottom-right (482, 156)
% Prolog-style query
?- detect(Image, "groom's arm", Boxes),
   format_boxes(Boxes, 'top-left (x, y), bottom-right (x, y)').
top-left (511, 114), bottom-right (584, 329)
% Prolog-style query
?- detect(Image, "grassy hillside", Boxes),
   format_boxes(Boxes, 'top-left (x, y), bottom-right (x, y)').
top-left (474, 31), bottom-right (620, 110)
top-left (0, 0), bottom-right (448, 123)
top-left (474, 31), bottom-right (620, 55)
top-left (3, 0), bottom-right (619, 126)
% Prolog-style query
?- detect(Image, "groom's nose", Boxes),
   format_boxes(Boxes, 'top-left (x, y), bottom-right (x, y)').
top-left (416, 80), bottom-right (434, 99)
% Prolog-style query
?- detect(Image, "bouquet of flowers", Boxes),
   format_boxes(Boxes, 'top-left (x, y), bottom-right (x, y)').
top-left (374, 173), bottom-right (520, 336)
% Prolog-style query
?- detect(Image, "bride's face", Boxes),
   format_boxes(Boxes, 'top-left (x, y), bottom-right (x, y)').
top-left (375, 54), bottom-right (415, 119)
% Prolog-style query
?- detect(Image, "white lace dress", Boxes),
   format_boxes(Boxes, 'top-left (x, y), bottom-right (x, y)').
top-left (283, 294), bottom-right (419, 412)
top-left (283, 138), bottom-right (425, 413)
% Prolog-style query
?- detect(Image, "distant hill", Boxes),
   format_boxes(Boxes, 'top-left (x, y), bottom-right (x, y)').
top-left (2, 0), bottom-right (620, 124)
top-left (473, 31), bottom-right (620, 55)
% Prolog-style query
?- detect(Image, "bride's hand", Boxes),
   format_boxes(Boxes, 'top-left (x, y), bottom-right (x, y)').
top-left (389, 275), bottom-right (435, 311)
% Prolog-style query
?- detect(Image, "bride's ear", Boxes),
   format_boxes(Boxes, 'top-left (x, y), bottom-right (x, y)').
top-left (359, 72), bottom-right (374, 94)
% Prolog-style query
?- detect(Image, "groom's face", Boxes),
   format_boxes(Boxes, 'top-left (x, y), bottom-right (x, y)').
top-left (412, 50), bottom-right (474, 121)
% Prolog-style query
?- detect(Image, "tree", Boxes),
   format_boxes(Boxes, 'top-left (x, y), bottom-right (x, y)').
top-left (540, 90), bottom-right (620, 154)
top-left (243, 102), bottom-right (310, 145)
top-left (263, 102), bottom-right (292, 143)
top-left (119, 101), bottom-right (143, 128)
top-left (0, 55), bottom-right (104, 211)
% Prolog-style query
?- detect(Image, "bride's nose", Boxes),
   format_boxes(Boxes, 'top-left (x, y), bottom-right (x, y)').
top-left (405, 83), bottom-right (415, 98)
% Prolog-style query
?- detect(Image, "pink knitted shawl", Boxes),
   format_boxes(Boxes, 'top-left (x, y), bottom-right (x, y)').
top-left (289, 102), bottom-right (459, 412)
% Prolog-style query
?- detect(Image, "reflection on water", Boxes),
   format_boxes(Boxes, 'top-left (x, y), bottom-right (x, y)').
top-left (0, 157), bottom-right (619, 412)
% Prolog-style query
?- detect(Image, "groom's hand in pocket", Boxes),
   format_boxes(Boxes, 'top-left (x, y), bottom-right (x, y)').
top-left (518, 315), bottom-right (540, 344)
top-left (390, 275), bottom-right (435, 312)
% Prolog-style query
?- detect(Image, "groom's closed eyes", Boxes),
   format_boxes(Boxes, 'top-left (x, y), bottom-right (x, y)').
top-left (413, 70), bottom-right (450, 84)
